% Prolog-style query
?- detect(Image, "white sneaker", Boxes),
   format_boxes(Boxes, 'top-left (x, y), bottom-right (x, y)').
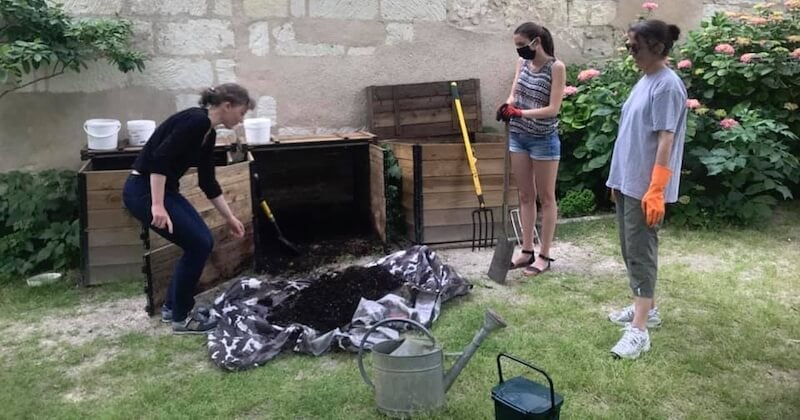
top-left (608, 305), bottom-right (662, 328)
top-left (610, 325), bottom-right (651, 359)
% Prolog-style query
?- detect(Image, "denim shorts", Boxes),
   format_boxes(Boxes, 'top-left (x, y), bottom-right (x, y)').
top-left (509, 130), bottom-right (561, 160)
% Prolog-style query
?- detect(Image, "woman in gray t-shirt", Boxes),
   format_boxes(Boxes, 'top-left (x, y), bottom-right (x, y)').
top-left (605, 20), bottom-right (687, 360)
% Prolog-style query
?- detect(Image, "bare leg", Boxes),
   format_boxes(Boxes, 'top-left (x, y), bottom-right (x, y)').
top-left (530, 159), bottom-right (559, 271)
top-left (511, 152), bottom-right (536, 266)
top-left (631, 297), bottom-right (654, 330)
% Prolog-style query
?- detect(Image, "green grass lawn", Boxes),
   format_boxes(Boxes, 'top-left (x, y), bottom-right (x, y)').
top-left (1, 204), bottom-right (798, 419)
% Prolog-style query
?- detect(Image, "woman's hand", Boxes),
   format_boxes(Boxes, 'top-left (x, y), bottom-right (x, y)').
top-left (227, 215), bottom-right (246, 238)
top-left (151, 204), bottom-right (173, 233)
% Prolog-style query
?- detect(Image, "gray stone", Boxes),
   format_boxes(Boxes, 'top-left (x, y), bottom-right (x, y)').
top-left (570, 0), bottom-right (618, 26)
top-left (309, 0), bottom-right (379, 20)
top-left (131, 58), bottom-right (214, 90)
top-left (243, 0), bottom-right (289, 17)
top-left (348, 47), bottom-right (376, 56)
top-left (385, 23), bottom-right (414, 45)
top-left (175, 94), bottom-right (202, 111)
top-left (55, 0), bottom-right (123, 15)
top-left (249, 22), bottom-right (270, 56)
top-left (214, 0), bottom-right (233, 15)
top-left (382, 0), bottom-right (446, 21)
top-left (129, 0), bottom-right (207, 16)
top-left (290, 0), bottom-right (305, 16)
top-left (47, 62), bottom-right (129, 93)
top-left (273, 23), bottom-right (346, 56)
top-left (131, 20), bottom-right (155, 54)
top-left (256, 96), bottom-right (277, 122)
top-left (294, 19), bottom-right (386, 47)
top-left (216, 59), bottom-right (237, 83)
top-left (157, 20), bottom-right (235, 56)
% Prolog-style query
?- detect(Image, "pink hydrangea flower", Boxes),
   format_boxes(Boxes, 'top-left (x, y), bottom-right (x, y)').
top-left (686, 99), bottom-right (701, 109)
top-left (740, 53), bottom-right (757, 63)
top-left (714, 43), bottom-right (735, 55)
top-left (642, 2), bottom-right (659, 11)
top-left (677, 59), bottom-right (692, 69)
top-left (577, 68), bottom-right (601, 82)
top-left (563, 86), bottom-right (579, 96)
top-left (785, 0), bottom-right (800, 10)
top-left (748, 17), bottom-right (768, 25)
top-left (791, 48), bottom-right (800, 59)
top-left (720, 118), bottom-right (739, 129)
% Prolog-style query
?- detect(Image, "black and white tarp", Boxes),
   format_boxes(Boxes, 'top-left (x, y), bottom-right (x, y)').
top-left (207, 246), bottom-right (472, 371)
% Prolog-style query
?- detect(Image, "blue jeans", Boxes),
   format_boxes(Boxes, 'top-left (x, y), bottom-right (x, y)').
top-left (122, 174), bottom-right (214, 322)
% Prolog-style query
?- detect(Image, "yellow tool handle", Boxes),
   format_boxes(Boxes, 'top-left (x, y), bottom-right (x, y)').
top-left (450, 82), bottom-right (484, 203)
top-left (259, 200), bottom-right (276, 221)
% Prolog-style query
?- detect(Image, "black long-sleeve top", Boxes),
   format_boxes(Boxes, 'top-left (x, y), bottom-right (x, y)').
top-left (133, 107), bottom-right (222, 199)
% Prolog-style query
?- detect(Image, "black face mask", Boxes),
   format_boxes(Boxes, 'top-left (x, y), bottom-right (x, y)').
top-left (516, 40), bottom-right (537, 60)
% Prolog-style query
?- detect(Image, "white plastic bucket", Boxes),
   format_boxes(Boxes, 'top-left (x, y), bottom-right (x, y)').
top-left (244, 118), bottom-right (271, 145)
top-left (127, 120), bottom-right (156, 146)
top-left (84, 119), bottom-right (121, 150)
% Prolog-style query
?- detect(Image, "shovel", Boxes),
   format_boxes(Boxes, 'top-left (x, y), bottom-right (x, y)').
top-left (487, 123), bottom-right (515, 284)
top-left (252, 172), bottom-right (302, 256)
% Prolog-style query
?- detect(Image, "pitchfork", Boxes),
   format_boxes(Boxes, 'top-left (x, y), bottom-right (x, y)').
top-left (450, 82), bottom-right (494, 251)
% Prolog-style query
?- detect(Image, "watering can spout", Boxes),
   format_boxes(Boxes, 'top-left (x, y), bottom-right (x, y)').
top-left (443, 309), bottom-right (507, 392)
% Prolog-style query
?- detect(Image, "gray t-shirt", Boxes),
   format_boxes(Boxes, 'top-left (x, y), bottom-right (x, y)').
top-left (606, 67), bottom-right (687, 203)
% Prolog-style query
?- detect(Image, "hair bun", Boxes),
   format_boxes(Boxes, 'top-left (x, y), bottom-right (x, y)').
top-left (668, 24), bottom-right (681, 41)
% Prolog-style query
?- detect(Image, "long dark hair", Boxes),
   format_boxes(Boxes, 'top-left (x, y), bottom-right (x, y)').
top-left (199, 83), bottom-right (255, 109)
top-left (514, 22), bottom-right (555, 57)
top-left (629, 20), bottom-right (681, 57)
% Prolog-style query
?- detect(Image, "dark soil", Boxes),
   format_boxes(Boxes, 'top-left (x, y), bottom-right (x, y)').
top-left (267, 265), bottom-right (403, 332)
top-left (257, 235), bottom-right (387, 276)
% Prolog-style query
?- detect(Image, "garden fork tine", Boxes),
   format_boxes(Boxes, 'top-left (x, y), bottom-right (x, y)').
top-left (451, 81), bottom-right (495, 251)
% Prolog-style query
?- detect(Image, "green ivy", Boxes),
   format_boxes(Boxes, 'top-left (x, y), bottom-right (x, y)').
top-left (0, 170), bottom-right (79, 281)
top-left (382, 147), bottom-right (405, 242)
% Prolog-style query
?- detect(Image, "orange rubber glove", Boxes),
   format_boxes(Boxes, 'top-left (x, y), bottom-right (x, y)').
top-left (641, 165), bottom-right (672, 227)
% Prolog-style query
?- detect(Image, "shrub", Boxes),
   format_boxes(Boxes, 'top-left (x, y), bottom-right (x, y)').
top-left (0, 170), bottom-right (79, 280)
top-left (559, 188), bottom-right (597, 218)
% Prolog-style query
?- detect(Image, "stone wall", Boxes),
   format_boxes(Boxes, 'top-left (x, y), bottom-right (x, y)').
top-left (0, 0), bottom-right (760, 171)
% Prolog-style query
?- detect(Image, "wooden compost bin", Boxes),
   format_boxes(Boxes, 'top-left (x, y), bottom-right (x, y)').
top-left (367, 79), bottom-right (518, 245)
top-left (78, 143), bottom-right (254, 315)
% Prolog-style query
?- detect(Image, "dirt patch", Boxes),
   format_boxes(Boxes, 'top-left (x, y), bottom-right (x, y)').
top-left (7, 295), bottom-right (166, 349)
top-left (65, 348), bottom-right (120, 379)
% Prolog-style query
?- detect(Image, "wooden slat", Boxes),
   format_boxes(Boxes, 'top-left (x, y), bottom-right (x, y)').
top-left (371, 105), bottom-right (479, 128)
top-left (370, 79), bottom-right (478, 100)
top-left (401, 175), bottom-right (517, 194)
top-left (404, 205), bottom-right (518, 227)
top-left (370, 95), bottom-right (478, 114)
top-left (85, 263), bottom-right (144, 286)
top-left (88, 244), bottom-right (144, 266)
top-left (402, 189), bottom-right (517, 211)
top-left (86, 189), bottom-right (125, 211)
top-left (369, 144), bottom-right (387, 243)
top-left (406, 222), bottom-right (500, 245)
top-left (85, 169), bottom-right (131, 191)
top-left (88, 227), bottom-right (141, 247)
top-left (87, 208), bottom-right (139, 229)
top-left (398, 158), bottom-right (506, 178)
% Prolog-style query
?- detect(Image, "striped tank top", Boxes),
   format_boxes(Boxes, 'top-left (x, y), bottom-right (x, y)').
top-left (509, 58), bottom-right (558, 136)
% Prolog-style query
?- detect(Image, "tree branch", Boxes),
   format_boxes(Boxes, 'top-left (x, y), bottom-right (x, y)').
top-left (0, 68), bottom-right (65, 100)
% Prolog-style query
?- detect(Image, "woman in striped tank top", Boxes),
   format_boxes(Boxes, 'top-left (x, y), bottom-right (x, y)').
top-left (498, 22), bottom-right (567, 276)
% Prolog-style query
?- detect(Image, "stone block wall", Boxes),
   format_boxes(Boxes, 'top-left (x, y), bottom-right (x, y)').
top-left (0, 0), bottom-right (760, 171)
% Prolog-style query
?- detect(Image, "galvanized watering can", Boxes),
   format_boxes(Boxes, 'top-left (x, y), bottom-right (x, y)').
top-left (357, 309), bottom-right (507, 417)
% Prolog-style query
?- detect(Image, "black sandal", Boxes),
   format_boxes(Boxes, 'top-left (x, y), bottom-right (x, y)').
top-left (510, 249), bottom-right (536, 269)
top-left (524, 254), bottom-right (555, 276)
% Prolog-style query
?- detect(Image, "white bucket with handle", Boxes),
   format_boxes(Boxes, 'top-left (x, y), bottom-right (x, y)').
top-left (85, 119), bottom-right (121, 150)
top-left (244, 118), bottom-right (271, 145)
top-left (127, 120), bottom-right (156, 146)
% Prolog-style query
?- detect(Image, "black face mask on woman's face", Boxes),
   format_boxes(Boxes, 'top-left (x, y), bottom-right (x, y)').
top-left (516, 39), bottom-right (537, 60)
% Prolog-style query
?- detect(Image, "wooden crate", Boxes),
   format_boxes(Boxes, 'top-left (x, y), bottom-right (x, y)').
top-left (367, 79), bottom-right (518, 245)
top-left (384, 133), bottom-right (519, 245)
top-left (77, 143), bottom-right (254, 300)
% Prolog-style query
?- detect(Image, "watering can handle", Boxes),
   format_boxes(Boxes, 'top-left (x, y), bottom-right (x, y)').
top-left (496, 353), bottom-right (556, 412)
top-left (356, 317), bottom-right (438, 389)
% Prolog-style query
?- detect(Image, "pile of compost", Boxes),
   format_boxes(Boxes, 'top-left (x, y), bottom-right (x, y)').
top-left (267, 265), bottom-right (403, 331)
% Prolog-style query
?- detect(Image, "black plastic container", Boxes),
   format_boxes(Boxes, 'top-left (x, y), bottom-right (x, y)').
top-left (491, 353), bottom-right (564, 420)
